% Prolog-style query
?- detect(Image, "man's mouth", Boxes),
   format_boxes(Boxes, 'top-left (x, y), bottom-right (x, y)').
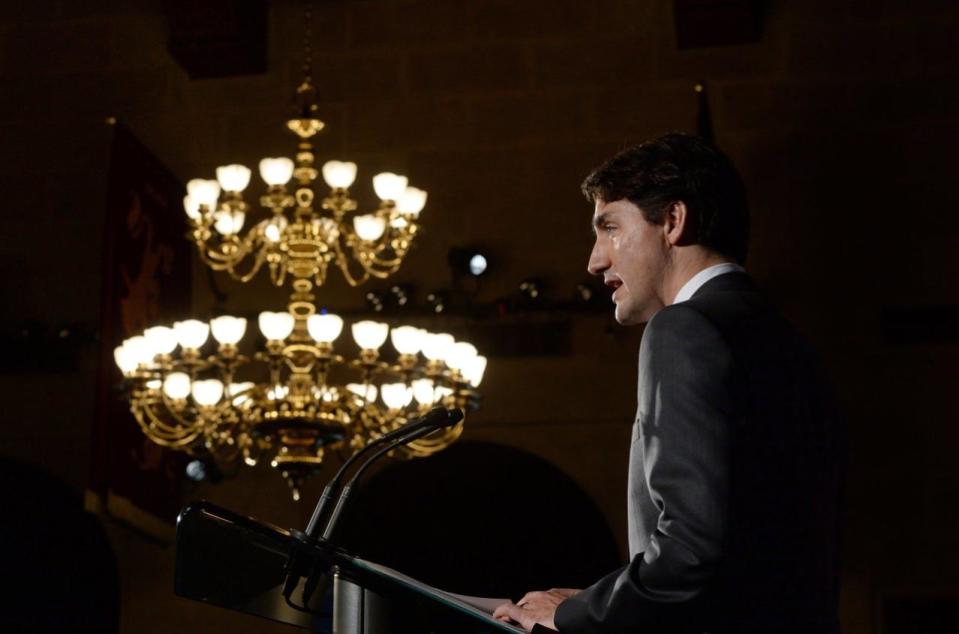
top-left (605, 278), bottom-right (623, 301)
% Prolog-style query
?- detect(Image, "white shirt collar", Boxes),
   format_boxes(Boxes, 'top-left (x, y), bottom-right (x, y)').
top-left (672, 262), bottom-right (745, 304)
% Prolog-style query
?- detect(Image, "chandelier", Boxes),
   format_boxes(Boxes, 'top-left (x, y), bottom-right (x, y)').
top-left (111, 11), bottom-right (486, 499)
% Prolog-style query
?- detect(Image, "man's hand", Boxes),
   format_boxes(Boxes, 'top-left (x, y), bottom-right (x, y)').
top-left (492, 588), bottom-right (582, 632)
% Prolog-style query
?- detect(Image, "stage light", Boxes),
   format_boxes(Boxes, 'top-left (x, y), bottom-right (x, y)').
top-left (185, 460), bottom-right (207, 482)
top-left (469, 254), bottom-right (487, 276)
top-left (449, 247), bottom-right (491, 278)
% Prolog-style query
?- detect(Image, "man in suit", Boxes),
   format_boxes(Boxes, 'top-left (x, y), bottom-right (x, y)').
top-left (494, 134), bottom-right (845, 633)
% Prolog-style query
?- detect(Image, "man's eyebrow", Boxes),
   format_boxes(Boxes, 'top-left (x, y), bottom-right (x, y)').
top-left (591, 211), bottom-right (612, 234)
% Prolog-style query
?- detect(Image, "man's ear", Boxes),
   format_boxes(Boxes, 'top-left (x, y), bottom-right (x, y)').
top-left (663, 201), bottom-right (693, 247)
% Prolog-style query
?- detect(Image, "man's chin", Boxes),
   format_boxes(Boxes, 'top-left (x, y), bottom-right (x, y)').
top-left (614, 302), bottom-right (654, 326)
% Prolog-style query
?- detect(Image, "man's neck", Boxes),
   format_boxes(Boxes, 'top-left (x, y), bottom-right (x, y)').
top-left (661, 250), bottom-right (733, 306)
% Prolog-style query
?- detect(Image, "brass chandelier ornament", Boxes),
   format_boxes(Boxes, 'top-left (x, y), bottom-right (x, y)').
top-left (112, 4), bottom-right (486, 499)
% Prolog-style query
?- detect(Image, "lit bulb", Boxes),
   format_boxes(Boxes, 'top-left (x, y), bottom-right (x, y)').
top-left (173, 320), bottom-right (209, 349)
top-left (113, 344), bottom-right (138, 375)
top-left (258, 311), bottom-right (295, 341)
top-left (186, 178), bottom-right (220, 208)
top-left (210, 316), bottom-right (247, 345)
top-left (263, 215), bottom-right (287, 242)
top-left (267, 385), bottom-right (289, 400)
top-left (307, 313), bottom-right (344, 343)
top-left (214, 209), bottom-right (245, 235)
top-left (259, 157), bottom-right (295, 186)
top-left (216, 164), bottom-right (252, 192)
top-left (372, 172), bottom-right (409, 201)
top-left (464, 355), bottom-right (488, 387)
top-left (192, 379), bottom-right (224, 407)
top-left (381, 383), bottom-right (413, 409)
top-left (322, 160), bottom-right (358, 189)
top-left (163, 372), bottom-right (191, 400)
top-left (183, 195), bottom-right (201, 220)
top-left (421, 332), bottom-right (454, 361)
top-left (347, 383), bottom-right (378, 402)
top-left (228, 381), bottom-right (255, 406)
top-left (434, 386), bottom-right (453, 403)
top-left (352, 320), bottom-right (389, 350)
top-left (353, 214), bottom-right (386, 241)
top-left (143, 326), bottom-right (178, 355)
top-left (124, 335), bottom-right (155, 367)
top-left (391, 325), bottom-right (425, 355)
top-left (396, 186), bottom-right (427, 215)
top-left (446, 341), bottom-right (478, 372)
top-left (412, 378), bottom-right (435, 405)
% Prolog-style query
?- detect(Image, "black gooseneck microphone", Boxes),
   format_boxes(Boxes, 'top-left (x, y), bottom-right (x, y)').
top-left (304, 406), bottom-right (463, 540)
top-left (319, 406), bottom-right (464, 542)
top-left (285, 407), bottom-right (464, 611)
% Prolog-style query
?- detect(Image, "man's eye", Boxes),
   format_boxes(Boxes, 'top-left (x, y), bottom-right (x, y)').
top-left (603, 224), bottom-right (615, 235)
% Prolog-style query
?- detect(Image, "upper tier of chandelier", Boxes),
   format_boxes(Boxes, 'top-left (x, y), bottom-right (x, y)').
top-left (183, 114), bottom-right (427, 289)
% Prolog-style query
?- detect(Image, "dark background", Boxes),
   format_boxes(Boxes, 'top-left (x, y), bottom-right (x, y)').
top-left (1, 0), bottom-right (957, 632)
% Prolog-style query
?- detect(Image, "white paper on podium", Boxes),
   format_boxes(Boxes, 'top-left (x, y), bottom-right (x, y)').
top-left (351, 557), bottom-right (523, 633)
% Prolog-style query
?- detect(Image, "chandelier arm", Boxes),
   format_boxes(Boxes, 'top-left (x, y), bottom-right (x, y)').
top-left (133, 400), bottom-right (205, 448)
top-left (332, 238), bottom-right (370, 287)
top-left (230, 245), bottom-right (273, 283)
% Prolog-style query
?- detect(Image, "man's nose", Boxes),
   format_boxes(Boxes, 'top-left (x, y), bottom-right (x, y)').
top-left (587, 241), bottom-right (608, 276)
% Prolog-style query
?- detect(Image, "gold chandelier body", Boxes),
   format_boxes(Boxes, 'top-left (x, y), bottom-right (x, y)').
top-left (114, 97), bottom-right (486, 498)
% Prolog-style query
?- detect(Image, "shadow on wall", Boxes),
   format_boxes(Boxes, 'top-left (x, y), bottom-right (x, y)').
top-left (337, 441), bottom-right (621, 600)
top-left (1, 458), bottom-right (119, 633)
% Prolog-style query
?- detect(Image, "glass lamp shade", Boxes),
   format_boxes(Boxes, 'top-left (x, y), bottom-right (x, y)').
top-left (216, 164), bottom-right (252, 192)
top-left (464, 355), bottom-right (488, 387)
top-left (210, 316), bottom-right (247, 345)
top-left (307, 313), bottom-right (344, 343)
top-left (162, 372), bottom-right (192, 400)
top-left (445, 341), bottom-right (478, 372)
top-left (381, 383), bottom-right (413, 409)
top-left (390, 217), bottom-right (409, 229)
top-left (267, 385), bottom-right (289, 401)
top-left (186, 179), bottom-right (221, 208)
top-left (263, 215), bottom-right (288, 243)
top-left (113, 344), bottom-right (139, 375)
top-left (390, 326), bottom-right (425, 355)
top-left (421, 332), bottom-right (454, 362)
top-left (259, 157), bottom-right (295, 186)
top-left (434, 386), bottom-right (454, 402)
top-left (123, 335), bottom-right (155, 367)
top-left (322, 160), bottom-right (358, 189)
top-left (183, 195), bottom-right (201, 220)
top-left (214, 209), bottom-right (246, 235)
top-left (258, 311), bottom-right (295, 341)
top-left (372, 172), bottom-right (409, 201)
top-left (396, 186), bottom-right (428, 215)
top-left (191, 379), bottom-right (224, 407)
top-left (347, 383), bottom-right (378, 402)
top-left (228, 381), bottom-right (255, 406)
top-left (143, 326), bottom-right (178, 355)
top-left (352, 320), bottom-right (389, 350)
top-left (173, 320), bottom-right (210, 349)
top-left (411, 378), bottom-right (435, 405)
top-left (353, 214), bottom-right (386, 241)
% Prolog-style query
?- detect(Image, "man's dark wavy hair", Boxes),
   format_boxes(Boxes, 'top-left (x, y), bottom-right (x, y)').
top-left (581, 133), bottom-right (750, 265)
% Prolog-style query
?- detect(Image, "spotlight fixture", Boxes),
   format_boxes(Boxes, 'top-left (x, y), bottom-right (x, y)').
top-left (448, 246), bottom-right (491, 278)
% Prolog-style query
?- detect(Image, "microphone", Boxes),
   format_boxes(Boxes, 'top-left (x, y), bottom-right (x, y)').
top-left (305, 406), bottom-right (464, 539)
top-left (284, 407), bottom-right (464, 611)
top-left (318, 407), bottom-right (464, 542)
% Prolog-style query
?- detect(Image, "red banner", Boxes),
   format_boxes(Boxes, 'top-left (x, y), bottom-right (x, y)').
top-left (88, 121), bottom-right (191, 540)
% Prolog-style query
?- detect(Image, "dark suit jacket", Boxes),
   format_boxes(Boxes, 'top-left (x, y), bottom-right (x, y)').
top-left (555, 272), bottom-right (846, 634)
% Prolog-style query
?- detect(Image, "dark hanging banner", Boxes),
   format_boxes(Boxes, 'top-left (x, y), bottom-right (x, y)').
top-left (87, 121), bottom-right (191, 541)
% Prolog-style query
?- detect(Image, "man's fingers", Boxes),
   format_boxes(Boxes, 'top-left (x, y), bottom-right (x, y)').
top-left (492, 601), bottom-right (515, 620)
